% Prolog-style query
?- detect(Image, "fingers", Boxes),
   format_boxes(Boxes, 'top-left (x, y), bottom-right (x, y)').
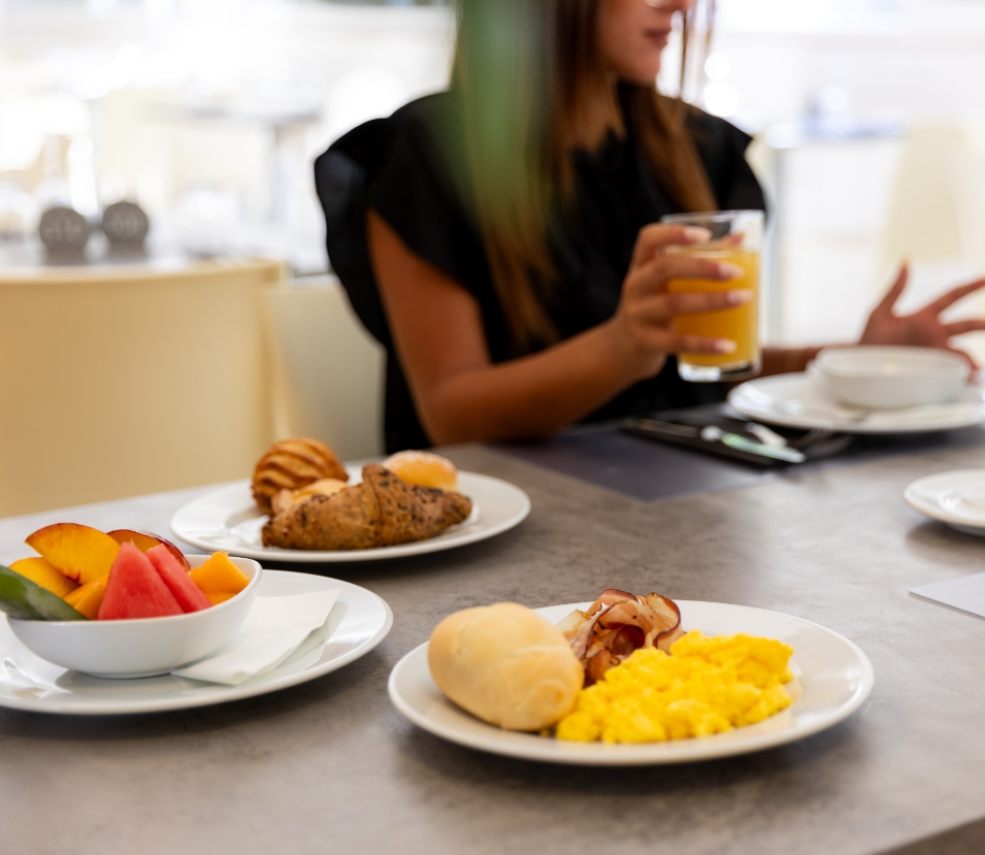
top-left (925, 277), bottom-right (985, 315)
top-left (944, 346), bottom-right (979, 373)
top-left (944, 319), bottom-right (985, 337)
top-left (872, 261), bottom-right (909, 316)
top-left (630, 223), bottom-right (712, 269)
top-left (626, 253), bottom-right (744, 299)
top-left (625, 326), bottom-right (737, 356)
top-left (628, 289), bottom-right (753, 325)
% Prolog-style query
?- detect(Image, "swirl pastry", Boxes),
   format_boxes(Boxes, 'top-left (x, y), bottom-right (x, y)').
top-left (251, 438), bottom-right (348, 514)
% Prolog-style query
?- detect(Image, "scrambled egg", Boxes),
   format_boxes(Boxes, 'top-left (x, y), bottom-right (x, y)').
top-left (555, 631), bottom-right (795, 743)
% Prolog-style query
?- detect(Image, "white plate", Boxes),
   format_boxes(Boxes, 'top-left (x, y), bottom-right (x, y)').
top-left (388, 600), bottom-right (874, 766)
top-left (0, 570), bottom-right (392, 715)
top-left (904, 469), bottom-right (985, 536)
top-left (170, 470), bottom-right (530, 563)
top-left (729, 372), bottom-right (985, 434)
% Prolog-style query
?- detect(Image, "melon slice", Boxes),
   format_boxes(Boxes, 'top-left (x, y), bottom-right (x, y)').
top-left (97, 543), bottom-right (183, 620)
top-left (189, 552), bottom-right (250, 598)
top-left (146, 544), bottom-right (210, 613)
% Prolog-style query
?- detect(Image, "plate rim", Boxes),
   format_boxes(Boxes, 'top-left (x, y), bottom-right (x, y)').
top-left (0, 570), bottom-right (394, 715)
top-left (169, 471), bottom-right (531, 564)
top-left (388, 599), bottom-right (875, 766)
top-left (729, 372), bottom-right (985, 434)
top-left (904, 468), bottom-right (985, 533)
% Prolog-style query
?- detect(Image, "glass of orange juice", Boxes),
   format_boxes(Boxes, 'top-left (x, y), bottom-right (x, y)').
top-left (660, 209), bottom-right (764, 382)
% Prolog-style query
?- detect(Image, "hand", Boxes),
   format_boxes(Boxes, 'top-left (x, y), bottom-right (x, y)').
top-left (860, 262), bottom-right (985, 368)
top-left (608, 224), bottom-right (753, 380)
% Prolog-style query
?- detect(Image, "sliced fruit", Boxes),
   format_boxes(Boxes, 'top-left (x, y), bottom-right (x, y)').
top-left (97, 543), bottom-right (183, 620)
top-left (64, 577), bottom-right (108, 620)
top-left (0, 565), bottom-right (88, 621)
top-left (107, 529), bottom-right (191, 570)
top-left (189, 552), bottom-right (249, 597)
top-left (205, 591), bottom-right (236, 606)
top-left (9, 557), bottom-right (78, 598)
top-left (25, 523), bottom-right (120, 585)
top-left (146, 544), bottom-right (210, 613)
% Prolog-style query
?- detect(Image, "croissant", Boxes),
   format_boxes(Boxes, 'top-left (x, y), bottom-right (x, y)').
top-left (261, 464), bottom-right (472, 550)
top-left (251, 438), bottom-right (348, 514)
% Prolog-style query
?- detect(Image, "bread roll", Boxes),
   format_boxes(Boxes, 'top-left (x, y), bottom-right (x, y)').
top-left (428, 603), bottom-right (584, 731)
top-left (382, 450), bottom-right (458, 491)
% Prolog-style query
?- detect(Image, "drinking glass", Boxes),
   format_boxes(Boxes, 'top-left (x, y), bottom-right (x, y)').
top-left (660, 209), bottom-right (764, 382)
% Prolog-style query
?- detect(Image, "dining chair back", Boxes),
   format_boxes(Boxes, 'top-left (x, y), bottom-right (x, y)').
top-left (264, 278), bottom-right (385, 461)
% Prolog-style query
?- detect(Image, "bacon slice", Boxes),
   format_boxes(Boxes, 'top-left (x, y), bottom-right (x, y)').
top-left (559, 589), bottom-right (683, 685)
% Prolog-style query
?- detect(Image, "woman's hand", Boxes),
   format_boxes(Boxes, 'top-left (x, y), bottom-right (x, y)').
top-left (860, 262), bottom-right (985, 367)
top-left (607, 224), bottom-right (752, 380)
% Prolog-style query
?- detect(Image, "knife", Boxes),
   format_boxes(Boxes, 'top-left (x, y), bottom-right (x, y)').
top-left (699, 426), bottom-right (806, 463)
top-left (622, 417), bottom-right (807, 466)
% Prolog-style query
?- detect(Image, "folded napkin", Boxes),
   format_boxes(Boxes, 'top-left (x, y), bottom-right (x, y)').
top-left (173, 590), bottom-right (340, 685)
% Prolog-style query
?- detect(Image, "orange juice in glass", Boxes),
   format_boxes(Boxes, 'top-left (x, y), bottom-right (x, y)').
top-left (661, 210), bottom-right (764, 382)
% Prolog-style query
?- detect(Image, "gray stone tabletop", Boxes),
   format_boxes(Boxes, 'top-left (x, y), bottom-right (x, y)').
top-left (2, 437), bottom-right (985, 855)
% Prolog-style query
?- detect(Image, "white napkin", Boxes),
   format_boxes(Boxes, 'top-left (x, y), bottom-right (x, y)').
top-left (173, 590), bottom-right (340, 685)
top-left (911, 572), bottom-right (985, 621)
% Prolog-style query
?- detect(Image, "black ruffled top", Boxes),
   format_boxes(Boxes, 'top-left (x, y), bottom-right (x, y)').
top-left (315, 91), bottom-right (766, 452)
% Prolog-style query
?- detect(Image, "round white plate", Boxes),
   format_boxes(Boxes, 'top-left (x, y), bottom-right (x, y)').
top-left (388, 600), bottom-right (874, 766)
top-left (0, 570), bottom-right (392, 715)
top-left (729, 372), bottom-right (985, 434)
top-left (904, 469), bottom-right (985, 536)
top-left (170, 470), bottom-right (530, 563)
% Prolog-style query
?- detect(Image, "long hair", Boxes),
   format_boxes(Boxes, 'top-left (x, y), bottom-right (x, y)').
top-left (450, 0), bottom-right (718, 350)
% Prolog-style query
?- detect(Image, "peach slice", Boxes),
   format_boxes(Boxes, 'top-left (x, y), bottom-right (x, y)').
top-left (25, 523), bottom-right (120, 585)
top-left (9, 557), bottom-right (79, 598)
top-left (64, 577), bottom-right (108, 620)
top-left (107, 529), bottom-right (191, 570)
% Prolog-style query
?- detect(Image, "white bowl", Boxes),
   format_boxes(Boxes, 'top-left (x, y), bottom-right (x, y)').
top-left (812, 346), bottom-right (968, 410)
top-left (8, 555), bottom-right (261, 678)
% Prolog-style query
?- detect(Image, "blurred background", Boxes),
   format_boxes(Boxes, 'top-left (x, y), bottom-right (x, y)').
top-left (4, 0), bottom-right (984, 337)
top-left (2, 0), bottom-right (985, 510)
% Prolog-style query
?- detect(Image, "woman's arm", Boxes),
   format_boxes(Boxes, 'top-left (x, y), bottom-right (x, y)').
top-left (368, 211), bottom-right (749, 444)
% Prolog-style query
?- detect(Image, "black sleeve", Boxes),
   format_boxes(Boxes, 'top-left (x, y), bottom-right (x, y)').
top-left (315, 95), bottom-right (486, 349)
top-left (688, 109), bottom-right (769, 217)
top-left (367, 108), bottom-right (485, 293)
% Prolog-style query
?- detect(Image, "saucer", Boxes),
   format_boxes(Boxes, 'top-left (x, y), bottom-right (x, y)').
top-left (729, 373), bottom-right (985, 434)
top-left (904, 470), bottom-right (985, 536)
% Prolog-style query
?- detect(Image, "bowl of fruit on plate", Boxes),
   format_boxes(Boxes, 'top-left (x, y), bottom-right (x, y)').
top-left (0, 523), bottom-right (261, 678)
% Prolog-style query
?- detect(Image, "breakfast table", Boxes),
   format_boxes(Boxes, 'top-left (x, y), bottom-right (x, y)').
top-left (2, 423), bottom-right (985, 855)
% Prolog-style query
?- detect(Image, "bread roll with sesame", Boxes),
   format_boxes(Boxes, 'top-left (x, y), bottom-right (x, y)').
top-left (428, 603), bottom-right (584, 731)
top-left (381, 450), bottom-right (458, 491)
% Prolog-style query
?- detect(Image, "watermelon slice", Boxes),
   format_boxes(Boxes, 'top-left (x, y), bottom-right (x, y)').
top-left (146, 544), bottom-right (210, 613)
top-left (97, 543), bottom-right (183, 620)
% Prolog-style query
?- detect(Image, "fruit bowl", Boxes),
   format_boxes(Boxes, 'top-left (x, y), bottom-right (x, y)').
top-left (812, 346), bottom-right (968, 410)
top-left (7, 555), bottom-right (262, 678)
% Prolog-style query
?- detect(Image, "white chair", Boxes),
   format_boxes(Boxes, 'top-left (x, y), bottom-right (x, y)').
top-left (0, 259), bottom-right (284, 516)
top-left (264, 277), bottom-right (385, 461)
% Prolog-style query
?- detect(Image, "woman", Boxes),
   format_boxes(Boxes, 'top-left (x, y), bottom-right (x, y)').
top-left (319, 0), bottom-right (985, 452)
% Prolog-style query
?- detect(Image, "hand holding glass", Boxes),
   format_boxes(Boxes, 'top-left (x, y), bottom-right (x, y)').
top-left (661, 210), bottom-right (763, 382)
